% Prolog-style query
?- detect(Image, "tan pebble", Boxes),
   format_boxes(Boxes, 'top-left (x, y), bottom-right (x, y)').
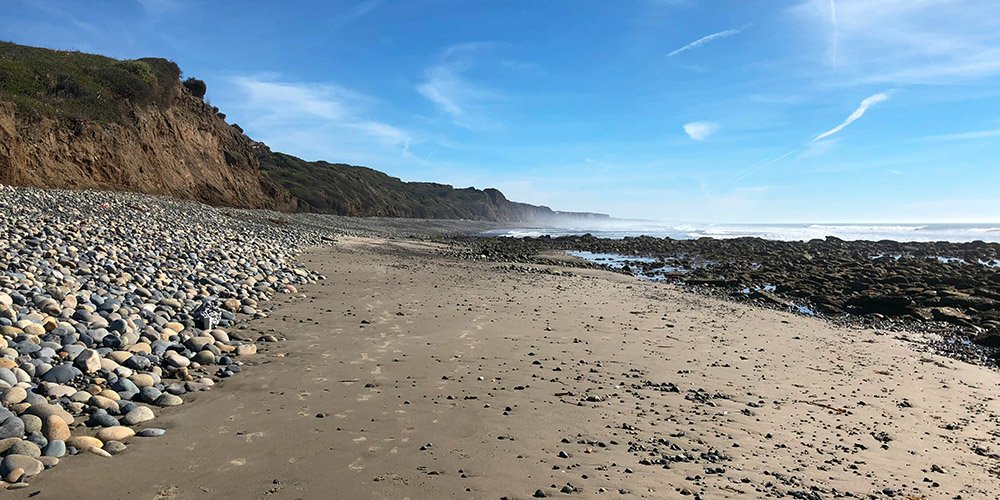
top-left (87, 447), bottom-right (112, 458)
top-left (130, 374), bottom-right (155, 389)
top-left (43, 415), bottom-right (70, 442)
top-left (3, 467), bottom-right (23, 483)
top-left (0, 438), bottom-right (21, 454)
top-left (98, 389), bottom-right (120, 401)
top-left (127, 343), bottom-right (152, 354)
top-left (98, 358), bottom-right (121, 371)
top-left (88, 395), bottom-right (119, 411)
top-left (0, 387), bottom-right (27, 405)
top-left (22, 324), bottom-right (45, 337)
top-left (235, 344), bottom-right (257, 356)
top-left (107, 351), bottom-right (132, 364)
top-left (95, 426), bottom-right (134, 443)
top-left (66, 436), bottom-right (103, 450)
top-left (0, 326), bottom-right (22, 337)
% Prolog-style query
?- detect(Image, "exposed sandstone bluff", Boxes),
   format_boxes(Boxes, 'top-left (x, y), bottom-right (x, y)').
top-left (0, 42), bottom-right (608, 222)
top-left (0, 78), bottom-right (292, 210)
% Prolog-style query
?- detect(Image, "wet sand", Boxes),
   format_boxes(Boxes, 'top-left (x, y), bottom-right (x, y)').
top-left (15, 236), bottom-right (1000, 499)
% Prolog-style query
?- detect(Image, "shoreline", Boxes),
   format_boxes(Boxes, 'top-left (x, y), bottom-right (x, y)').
top-left (1, 186), bottom-right (998, 498)
top-left (443, 234), bottom-right (1000, 366)
top-left (13, 235), bottom-right (1000, 499)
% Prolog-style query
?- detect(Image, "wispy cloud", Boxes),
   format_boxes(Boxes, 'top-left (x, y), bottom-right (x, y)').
top-left (683, 121), bottom-right (718, 140)
top-left (813, 92), bottom-right (889, 141)
top-left (792, 0), bottom-right (1000, 84)
top-left (137, 0), bottom-right (181, 16)
top-left (418, 43), bottom-right (502, 127)
top-left (828, 0), bottom-right (838, 67)
top-left (919, 128), bottom-right (1000, 142)
top-left (19, 0), bottom-right (102, 33)
top-left (329, 0), bottom-right (381, 30)
top-left (227, 75), bottom-right (411, 158)
top-left (666, 24), bottom-right (751, 57)
top-left (727, 148), bottom-right (798, 185)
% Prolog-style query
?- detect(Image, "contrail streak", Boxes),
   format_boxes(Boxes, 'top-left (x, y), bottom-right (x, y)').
top-left (667, 24), bottom-right (751, 57)
top-left (814, 92), bottom-right (890, 141)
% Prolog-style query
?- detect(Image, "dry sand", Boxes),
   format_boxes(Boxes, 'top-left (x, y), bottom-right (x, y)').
top-left (14, 237), bottom-right (1000, 499)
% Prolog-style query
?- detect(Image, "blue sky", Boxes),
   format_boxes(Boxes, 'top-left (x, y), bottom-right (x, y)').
top-left (4, 0), bottom-right (1000, 222)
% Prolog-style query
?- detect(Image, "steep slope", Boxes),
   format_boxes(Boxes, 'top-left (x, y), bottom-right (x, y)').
top-left (256, 145), bottom-right (608, 222)
top-left (0, 42), bottom-right (292, 209)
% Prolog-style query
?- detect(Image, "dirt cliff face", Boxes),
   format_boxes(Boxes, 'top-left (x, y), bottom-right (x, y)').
top-left (0, 88), bottom-right (293, 210)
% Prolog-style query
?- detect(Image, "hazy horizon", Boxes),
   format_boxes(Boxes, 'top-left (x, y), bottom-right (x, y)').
top-left (4, 0), bottom-right (1000, 222)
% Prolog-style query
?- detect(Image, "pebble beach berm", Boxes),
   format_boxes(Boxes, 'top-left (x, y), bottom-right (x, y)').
top-left (0, 185), bottom-right (326, 488)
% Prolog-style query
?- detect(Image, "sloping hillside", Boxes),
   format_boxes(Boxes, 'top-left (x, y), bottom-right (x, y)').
top-left (256, 145), bottom-right (607, 222)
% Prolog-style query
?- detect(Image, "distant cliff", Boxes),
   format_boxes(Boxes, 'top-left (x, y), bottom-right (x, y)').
top-left (256, 145), bottom-right (608, 223)
top-left (0, 42), bottom-right (608, 222)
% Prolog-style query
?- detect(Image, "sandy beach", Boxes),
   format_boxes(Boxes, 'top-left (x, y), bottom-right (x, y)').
top-left (9, 235), bottom-right (999, 499)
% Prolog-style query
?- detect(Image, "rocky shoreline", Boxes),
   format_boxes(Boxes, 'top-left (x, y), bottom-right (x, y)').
top-left (442, 233), bottom-right (1000, 365)
top-left (3, 183), bottom-right (999, 493)
top-left (0, 186), bottom-right (330, 488)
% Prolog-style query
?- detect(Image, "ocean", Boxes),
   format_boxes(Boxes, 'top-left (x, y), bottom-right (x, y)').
top-left (484, 221), bottom-right (1000, 243)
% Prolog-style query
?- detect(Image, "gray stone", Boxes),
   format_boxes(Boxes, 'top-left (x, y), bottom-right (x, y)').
top-left (7, 439), bottom-right (40, 458)
top-left (0, 415), bottom-right (25, 439)
top-left (87, 410), bottom-right (119, 428)
top-left (41, 364), bottom-right (79, 384)
top-left (155, 393), bottom-right (183, 407)
top-left (0, 454), bottom-right (43, 477)
top-left (42, 439), bottom-right (66, 457)
top-left (20, 415), bottom-right (41, 435)
top-left (123, 405), bottom-right (155, 425)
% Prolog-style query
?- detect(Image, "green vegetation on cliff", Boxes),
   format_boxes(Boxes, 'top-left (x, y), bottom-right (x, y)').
top-left (256, 146), bottom-right (592, 222)
top-left (0, 41), bottom-right (182, 123)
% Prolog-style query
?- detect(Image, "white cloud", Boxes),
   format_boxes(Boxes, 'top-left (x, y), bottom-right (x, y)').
top-left (329, 0), bottom-right (381, 30)
top-left (792, 0), bottom-right (1000, 84)
top-left (417, 67), bottom-right (466, 116)
top-left (233, 77), bottom-right (349, 121)
top-left (417, 43), bottom-right (501, 125)
top-left (225, 75), bottom-right (412, 162)
top-left (813, 92), bottom-right (889, 141)
top-left (666, 25), bottom-right (751, 57)
top-left (683, 121), bottom-right (718, 140)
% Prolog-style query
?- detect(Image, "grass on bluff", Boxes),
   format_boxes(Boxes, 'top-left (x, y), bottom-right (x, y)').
top-left (0, 41), bottom-right (182, 123)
